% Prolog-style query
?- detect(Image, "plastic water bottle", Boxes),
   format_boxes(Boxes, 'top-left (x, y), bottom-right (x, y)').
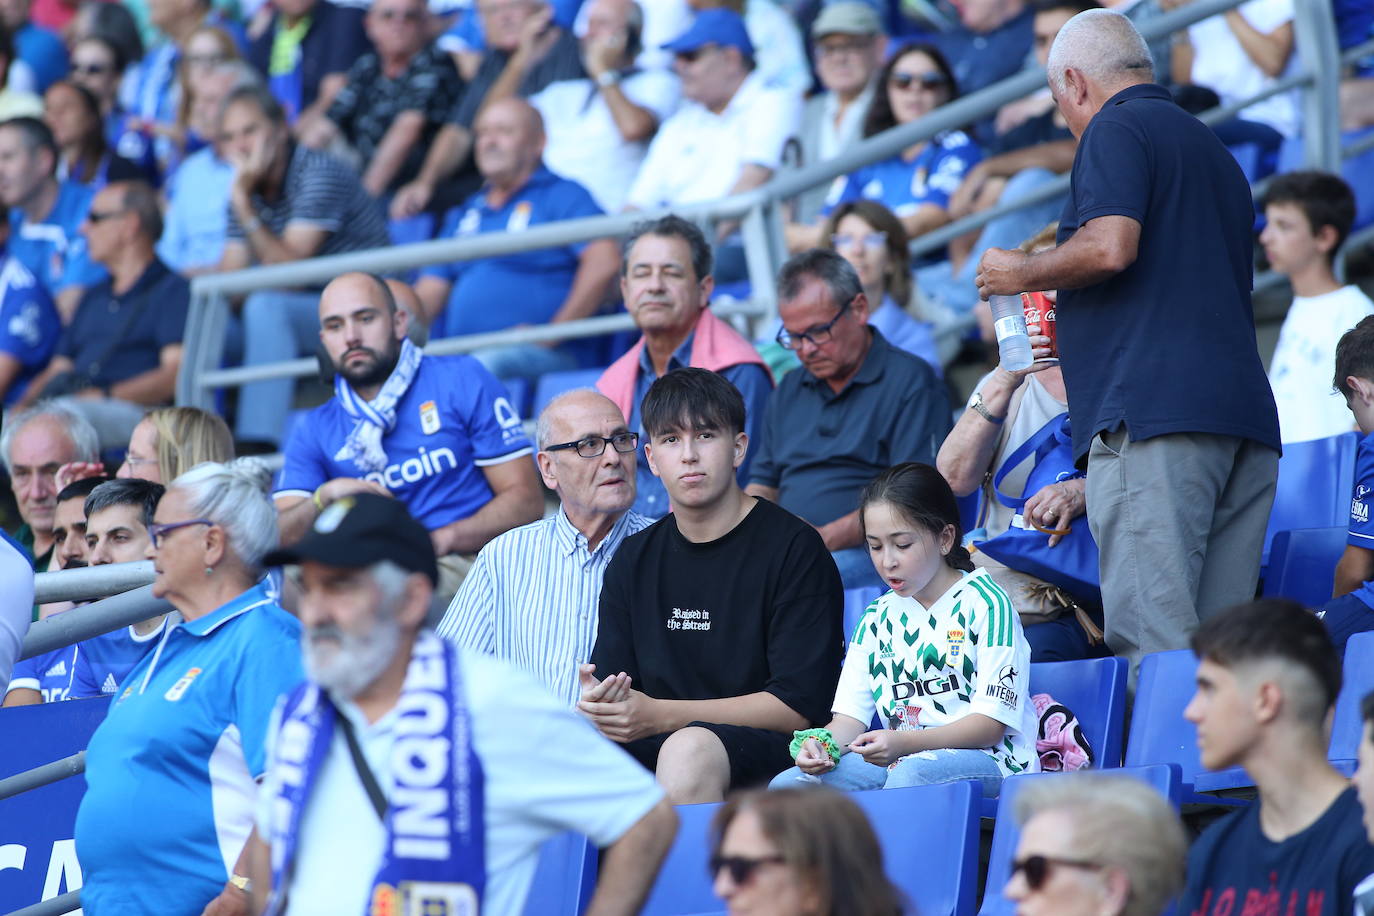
top-left (989, 294), bottom-right (1032, 371)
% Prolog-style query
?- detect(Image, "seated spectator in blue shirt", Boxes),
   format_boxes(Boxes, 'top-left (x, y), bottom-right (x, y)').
top-left (415, 97), bottom-right (620, 381)
top-left (44, 80), bottom-right (149, 188)
top-left (789, 43), bottom-right (982, 253)
top-left (746, 249), bottom-right (950, 588)
top-left (68, 37), bottom-right (159, 184)
top-left (1319, 317), bottom-right (1374, 653)
top-left (0, 212), bottom-right (58, 406)
top-left (595, 215), bottom-right (772, 519)
top-left (1, 401), bottom-right (100, 568)
top-left (246, 0), bottom-right (368, 129)
top-left (274, 271), bottom-right (544, 603)
top-left (68, 478), bottom-right (171, 698)
top-left (3, 474), bottom-right (103, 705)
top-left (157, 59), bottom-right (260, 275)
top-left (0, 116), bottom-right (105, 321)
top-left (19, 181), bottom-right (188, 451)
top-left (1179, 599), bottom-right (1374, 915)
top-left (0, 0), bottom-right (66, 94)
top-left (934, 0), bottom-right (1033, 118)
top-left (299, 0), bottom-right (466, 200)
top-left (216, 84), bottom-right (390, 449)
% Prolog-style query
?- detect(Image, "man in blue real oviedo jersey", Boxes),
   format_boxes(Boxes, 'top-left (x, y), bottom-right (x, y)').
top-left (272, 271), bottom-right (544, 603)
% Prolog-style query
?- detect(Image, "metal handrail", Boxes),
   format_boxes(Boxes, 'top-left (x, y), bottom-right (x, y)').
top-left (19, 585), bottom-right (173, 661)
top-left (33, 561), bottom-right (155, 604)
top-left (5, 892), bottom-right (81, 916)
top-left (0, 752), bottom-right (85, 802)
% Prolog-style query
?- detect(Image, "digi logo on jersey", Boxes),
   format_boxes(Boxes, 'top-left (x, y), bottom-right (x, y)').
top-left (891, 672), bottom-right (960, 702)
top-left (364, 446), bottom-right (460, 489)
top-left (986, 664), bottom-right (1019, 709)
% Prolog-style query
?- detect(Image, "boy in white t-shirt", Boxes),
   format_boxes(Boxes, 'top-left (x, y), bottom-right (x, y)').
top-left (1263, 170), bottom-right (1374, 445)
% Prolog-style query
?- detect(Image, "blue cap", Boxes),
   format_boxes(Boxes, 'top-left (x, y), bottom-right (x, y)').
top-left (662, 8), bottom-right (755, 58)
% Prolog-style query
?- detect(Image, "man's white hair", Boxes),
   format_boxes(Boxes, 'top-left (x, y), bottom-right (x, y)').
top-left (1046, 9), bottom-right (1154, 96)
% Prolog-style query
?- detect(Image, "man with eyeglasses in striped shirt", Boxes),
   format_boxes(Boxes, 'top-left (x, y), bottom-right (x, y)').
top-left (436, 388), bottom-right (650, 705)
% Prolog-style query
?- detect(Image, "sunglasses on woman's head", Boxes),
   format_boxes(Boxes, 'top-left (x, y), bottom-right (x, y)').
top-left (889, 71), bottom-right (947, 91)
top-left (709, 854), bottom-right (784, 886)
top-left (1011, 854), bottom-right (1103, 891)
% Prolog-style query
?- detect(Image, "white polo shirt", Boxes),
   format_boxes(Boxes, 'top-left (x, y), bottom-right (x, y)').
top-left (532, 70), bottom-right (682, 212)
top-left (626, 71), bottom-right (802, 209)
top-left (257, 645), bottom-right (664, 915)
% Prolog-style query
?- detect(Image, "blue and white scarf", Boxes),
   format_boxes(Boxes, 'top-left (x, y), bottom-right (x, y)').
top-left (333, 338), bottom-right (424, 474)
top-left (265, 632), bottom-right (486, 916)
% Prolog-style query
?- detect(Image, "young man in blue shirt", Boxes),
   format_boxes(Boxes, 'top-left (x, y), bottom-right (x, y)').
top-left (1318, 317), bottom-right (1374, 651)
top-left (1180, 599), bottom-right (1374, 916)
top-left (0, 117), bottom-right (105, 321)
top-left (274, 271), bottom-right (544, 601)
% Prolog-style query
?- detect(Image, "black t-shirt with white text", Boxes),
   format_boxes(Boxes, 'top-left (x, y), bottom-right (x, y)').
top-left (592, 497), bottom-right (843, 726)
top-left (1181, 787), bottom-right (1374, 916)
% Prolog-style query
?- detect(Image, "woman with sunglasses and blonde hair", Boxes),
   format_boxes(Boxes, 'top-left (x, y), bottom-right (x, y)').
top-left (117, 406), bottom-right (234, 483)
top-left (711, 787), bottom-right (906, 916)
top-left (1004, 772), bottom-right (1187, 916)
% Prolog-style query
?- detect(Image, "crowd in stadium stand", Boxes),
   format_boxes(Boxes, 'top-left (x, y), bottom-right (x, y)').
top-left (0, 0), bottom-right (1373, 912)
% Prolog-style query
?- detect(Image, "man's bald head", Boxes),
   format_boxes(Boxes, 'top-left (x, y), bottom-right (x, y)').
top-left (535, 388), bottom-right (637, 520)
top-left (318, 272), bottom-right (407, 389)
top-left (474, 97), bottom-right (545, 187)
top-left (537, 389), bottom-right (624, 449)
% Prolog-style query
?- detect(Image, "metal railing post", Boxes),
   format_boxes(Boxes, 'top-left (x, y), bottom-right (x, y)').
top-left (1293, 0), bottom-right (1341, 172)
top-left (4, 890), bottom-right (82, 916)
top-left (0, 752), bottom-right (85, 801)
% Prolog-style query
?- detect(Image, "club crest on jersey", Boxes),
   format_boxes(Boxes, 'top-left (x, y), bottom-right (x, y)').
top-left (419, 399), bottom-right (441, 435)
top-left (947, 629), bottom-right (965, 663)
top-left (165, 667), bottom-right (203, 702)
top-left (506, 201), bottom-right (532, 232)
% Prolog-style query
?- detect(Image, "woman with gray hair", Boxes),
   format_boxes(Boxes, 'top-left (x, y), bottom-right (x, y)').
top-left (74, 458), bottom-right (303, 915)
top-left (1004, 772), bottom-right (1187, 916)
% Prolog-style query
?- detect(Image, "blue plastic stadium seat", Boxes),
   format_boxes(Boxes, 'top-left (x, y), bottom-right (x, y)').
top-left (1263, 526), bottom-right (1347, 609)
top-left (640, 782), bottom-right (982, 916)
top-left (977, 764), bottom-right (1182, 916)
top-left (532, 368), bottom-right (610, 418)
top-left (520, 832), bottom-right (597, 916)
top-left (1329, 631), bottom-right (1374, 775)
top-left (1263, 432), bottom-right (1358, 566)
top-left (842, 586), bottom-right (883, 644)
top-left (1124, 650), bottom-right (1251, 796)
top-left (502, 376), bottom-right (531, 418)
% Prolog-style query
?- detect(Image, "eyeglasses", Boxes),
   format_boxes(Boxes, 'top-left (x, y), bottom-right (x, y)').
top-left (816, 37), bottom-right (873, 58)
top-left (85, 209), bottom-right (127, 224)
top-left (709, 854), bottom-right (786, 886)
top-left (148, 518), bottom-right (213, 548)
top-left (1010, 854), bottom-right (1104, 891)
top-left (544, 432), bottom-right (639, 458)
top-left (376, 8), bottom-right (424, 21)
top-left (830, 230), bottom-right (888, 251)
top-left (71, 62), bottom-right (112, 76)
top-left (775, 296), bottom-right (854, 350)
top-left (889, 70), bottom-right (948, 91)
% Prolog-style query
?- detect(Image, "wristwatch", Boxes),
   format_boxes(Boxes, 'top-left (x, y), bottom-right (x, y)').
top-left (596, 70), bottom-right (622, 88)
top-left (970, 391), bottom-right (1005, 425)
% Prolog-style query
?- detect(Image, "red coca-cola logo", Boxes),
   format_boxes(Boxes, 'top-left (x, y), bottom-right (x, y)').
top-left (1044, 308), bottom-right (1055, 321)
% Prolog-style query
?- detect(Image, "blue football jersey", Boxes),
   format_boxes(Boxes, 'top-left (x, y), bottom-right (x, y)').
top-left (1349, 431), bottom-right (1374, 548)
top-left (6, 644), bottom-right (79, 701)
top-left (0, 255), bottom-right (60, 404)
top-left (69, 616), bottom-right (170, 699)
top-left (8, 180), bottom-right (106, 296)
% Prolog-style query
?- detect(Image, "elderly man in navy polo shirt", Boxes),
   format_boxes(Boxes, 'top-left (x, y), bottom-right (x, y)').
top-left (415, 97), bottom-right (620, 381)
top-left (975, 9), bottom-right (1280, 671)
top-left (747, 249), bottom-right (950, 588)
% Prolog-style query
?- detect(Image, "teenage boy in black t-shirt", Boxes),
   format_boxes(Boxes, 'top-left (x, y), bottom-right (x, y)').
top-left (580, 368), bottom-right (844, 804)
top-left (1180, 599), bottom-right (1374, 916)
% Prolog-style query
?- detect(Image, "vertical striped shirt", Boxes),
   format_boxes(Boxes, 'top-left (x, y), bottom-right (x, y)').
top-left (436, 508), bottom-right (651, 706)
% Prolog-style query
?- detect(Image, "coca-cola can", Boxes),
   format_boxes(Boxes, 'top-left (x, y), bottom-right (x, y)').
top-left (1021, 291), bottom-right (1058, 362)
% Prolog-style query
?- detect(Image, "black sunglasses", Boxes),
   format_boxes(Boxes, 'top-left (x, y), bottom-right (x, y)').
top-left (377, 8), bottom-right (424, 21)
top-left (709, 854), bottom-right (785, 886)
top-left (72, 62), bottom-right (112, 76)
top-left (544, 432), bottom-right (639, 458)
top-left (889, 70), bottom-right (948, 91)
top-left (675, 44), bottom-right (717, 64)
top-left (86, 209), bottom-right (128, 223)
top-left (1011, 854), bottom-right (1103, 891)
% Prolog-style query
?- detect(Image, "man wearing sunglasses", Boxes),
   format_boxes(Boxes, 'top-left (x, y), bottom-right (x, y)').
top-left (437, 388), bottom-right (651, 705)
top-left (747, 249), bottom-right (949, 588)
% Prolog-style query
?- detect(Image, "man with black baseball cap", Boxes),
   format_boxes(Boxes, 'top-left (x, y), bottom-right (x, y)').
top-left (247, 493), bottom-right (676, 916)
